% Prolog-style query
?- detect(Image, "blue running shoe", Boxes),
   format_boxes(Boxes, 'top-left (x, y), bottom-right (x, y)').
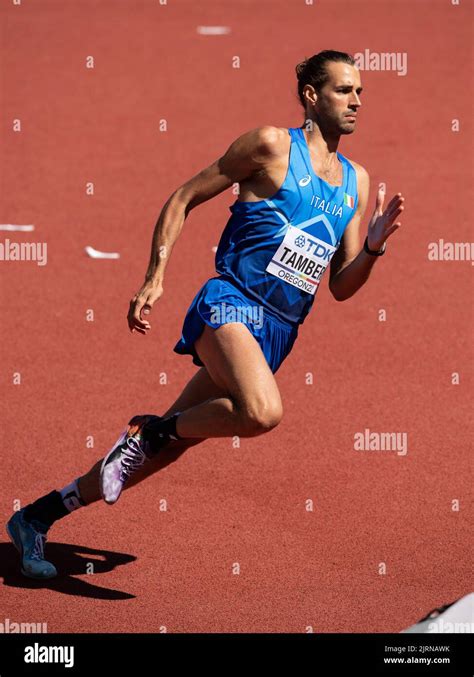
top-left (6, 509), bottom-right (57, 579)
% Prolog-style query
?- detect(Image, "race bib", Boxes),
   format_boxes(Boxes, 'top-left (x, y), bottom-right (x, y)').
top-left (265, 225), bottom-right (337, 295)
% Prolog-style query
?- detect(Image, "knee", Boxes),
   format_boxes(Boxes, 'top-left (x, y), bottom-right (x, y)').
top-left (239, 400), bottom-right (283, 436)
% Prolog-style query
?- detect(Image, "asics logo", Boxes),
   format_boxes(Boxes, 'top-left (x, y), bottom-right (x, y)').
top-left (298, 175), bottom-right (311, 187)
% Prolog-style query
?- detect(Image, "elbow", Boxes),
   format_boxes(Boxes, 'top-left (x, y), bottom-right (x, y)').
top-left (169, 188), bottom-right (193, 216)
top-left (330, 284), bottom-right (353, 302)
top-left (329, 282), bottom-right (345, 302)
top-left (332, 291), bottom-right (347, 302)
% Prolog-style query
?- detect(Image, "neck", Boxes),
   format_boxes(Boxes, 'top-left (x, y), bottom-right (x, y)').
top-left (301, 118), bottom-right (340, 162)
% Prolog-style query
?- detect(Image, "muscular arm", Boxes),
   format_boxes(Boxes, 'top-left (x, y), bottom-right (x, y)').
top-left (128, 126), bottom-right (282, 333)
top-left (144, 126), bottom-right (280, 285)
top-left (329, 165), bottom-right (404, 302)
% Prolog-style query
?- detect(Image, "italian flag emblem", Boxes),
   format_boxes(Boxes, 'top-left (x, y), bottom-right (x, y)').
top-left (343, 193), bottom-right (355, 208)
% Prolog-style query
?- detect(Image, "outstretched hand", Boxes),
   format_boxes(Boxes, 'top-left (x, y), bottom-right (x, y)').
top-left (127, 280), bottom-right (164, 335)
top-left (367, 186), bottom-right (405, 251)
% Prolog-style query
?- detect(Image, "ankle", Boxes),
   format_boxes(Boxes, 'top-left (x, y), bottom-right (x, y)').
top-left (143, 412), bottom-right (184, 454)
top-left (23, 479), bottom-right (86, 530)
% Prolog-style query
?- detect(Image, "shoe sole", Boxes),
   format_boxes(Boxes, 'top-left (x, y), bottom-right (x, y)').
top-left (6, 521), bottom-right (57, 580)
top-left (99, 428), bottom-right (128, 505)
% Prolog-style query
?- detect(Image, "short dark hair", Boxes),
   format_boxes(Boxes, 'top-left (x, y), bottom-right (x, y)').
top-left (295, 50), bottom-right (356, 108)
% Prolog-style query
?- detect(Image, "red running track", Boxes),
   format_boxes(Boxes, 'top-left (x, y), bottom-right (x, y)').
top-left (0, 0), bottom-right (472, 633)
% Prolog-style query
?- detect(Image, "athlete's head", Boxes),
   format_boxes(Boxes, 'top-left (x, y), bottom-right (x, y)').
top-left (295, 50), bottom-right (362, 136)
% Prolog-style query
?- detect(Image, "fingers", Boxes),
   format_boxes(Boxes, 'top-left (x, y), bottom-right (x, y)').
top-left (383, 199), bottom-right (404, 240)
top-left (386, 204), bottom-right (404, 226)
top-left (140, 304), bottom-right (152, 324)
top-left (384, 222), bottom-right (401, 239)
top-left (128, 297), bottom-right (151, 334)
top-left (131, 325), bottom-right (147, 336)
top-left (377, 187), bottom-right (405, 217)
top-left (382, 190), bottom-right (402, 211)
top-left (375, 185), bottom-right (385, 212)
top-left (127, 283), bottom-right (163, 336)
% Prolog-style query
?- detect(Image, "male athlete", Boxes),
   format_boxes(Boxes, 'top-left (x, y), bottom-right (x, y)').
top-left (7, 50), bottom-right (404, 578)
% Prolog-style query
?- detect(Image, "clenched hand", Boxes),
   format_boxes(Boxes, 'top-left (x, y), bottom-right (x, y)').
top-left (127, 281), bottom-right (164, 335)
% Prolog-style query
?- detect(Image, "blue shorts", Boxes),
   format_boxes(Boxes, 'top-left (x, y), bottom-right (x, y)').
top-left (173, 276), bottom-right (299, 374)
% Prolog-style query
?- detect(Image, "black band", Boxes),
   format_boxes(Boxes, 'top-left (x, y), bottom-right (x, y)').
top-left (364, 236), bottom-right (386, 256)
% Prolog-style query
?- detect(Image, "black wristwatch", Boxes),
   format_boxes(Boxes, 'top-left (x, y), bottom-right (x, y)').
top-left (364, 236), bottom-right (386, 256)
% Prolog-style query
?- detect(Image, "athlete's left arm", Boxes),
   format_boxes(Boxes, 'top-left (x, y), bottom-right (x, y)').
top-left (328, 164), bottom-right (405, 302)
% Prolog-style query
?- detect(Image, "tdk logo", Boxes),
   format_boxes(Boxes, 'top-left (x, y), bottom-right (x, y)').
top-left (298, 175), bottom-right (311, 187)
top-left (305, 238), bottom-right (333, 260)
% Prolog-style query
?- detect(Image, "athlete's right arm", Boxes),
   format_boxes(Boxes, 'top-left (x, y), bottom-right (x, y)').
top-left (127, 126), bottom-right (281, 334)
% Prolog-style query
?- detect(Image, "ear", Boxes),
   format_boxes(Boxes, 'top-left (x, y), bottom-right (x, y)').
top-left (303, 83), bottom-right (317, 107)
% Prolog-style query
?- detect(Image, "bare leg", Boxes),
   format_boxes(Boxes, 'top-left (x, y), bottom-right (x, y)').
top-left (176, 323), bottom-right (283, 438)
top-left (79, 322), bottom-right (283, 504)
top-left (78, 366), bottom-right (226, 504)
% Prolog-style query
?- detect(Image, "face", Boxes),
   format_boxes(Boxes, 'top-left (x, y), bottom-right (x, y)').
top-left (305, 61), bottom-right (362, 136)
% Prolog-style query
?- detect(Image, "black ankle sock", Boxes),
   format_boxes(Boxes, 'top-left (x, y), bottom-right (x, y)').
top-left (23, 491), bottom-right (69, 531)
top-left (143, 412), bottom-right (183, 454)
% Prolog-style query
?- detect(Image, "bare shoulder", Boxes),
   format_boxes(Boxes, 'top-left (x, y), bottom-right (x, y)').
top-left (346, 157), bottom-right (370, 185)
top-left (248, 125), bottom-right (289, 144)
top-left (239, 125), bottom-right (290, 158)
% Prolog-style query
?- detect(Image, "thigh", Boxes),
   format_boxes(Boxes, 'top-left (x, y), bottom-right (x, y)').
top-left (194, 322), bottom-right (282, 414)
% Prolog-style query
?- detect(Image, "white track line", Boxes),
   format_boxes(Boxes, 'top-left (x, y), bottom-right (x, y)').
top-left (197, 26), bottom-right (230, 35)
top-left (85, 245), bottom-right (120, 259)
top-left (0, 224), bottom-right (35, 232)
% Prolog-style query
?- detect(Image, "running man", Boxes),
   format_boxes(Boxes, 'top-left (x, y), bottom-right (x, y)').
top-left (7, 50), bottom-right (405, 578)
